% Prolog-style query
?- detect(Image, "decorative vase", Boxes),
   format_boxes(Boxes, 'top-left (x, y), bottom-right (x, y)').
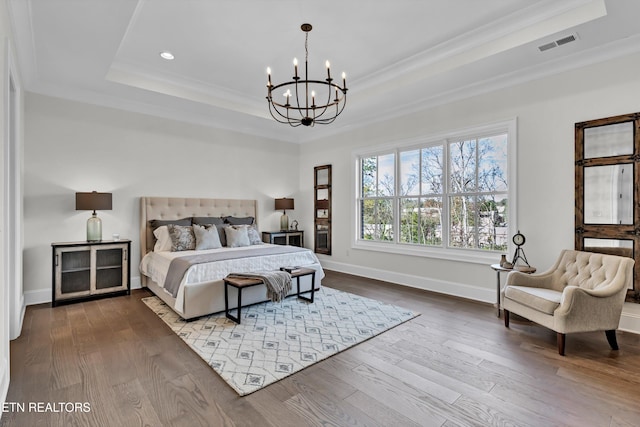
top-left (499, 254), bottom-right (508, 268)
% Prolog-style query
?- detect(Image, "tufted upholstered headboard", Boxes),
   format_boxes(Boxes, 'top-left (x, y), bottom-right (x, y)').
top-left (139, 196), bottom-right (258, 259)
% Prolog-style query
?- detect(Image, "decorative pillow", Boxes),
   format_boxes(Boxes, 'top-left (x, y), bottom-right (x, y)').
top-left (192, 224), bottom-right (222, 250)
top-left (247, 225), bottom-right (263, 245)
top-left (226, 224), bottom-right (263, 245)
top-left (224, 225), bottom-right (251, 248)
top-left (153, 226), bottom-right (172, 252)
top-left (167, 224), bottom-right (196, 251)
top-left (192, 217), bottom-right (227, 246)
top-left (225, 216), bottom-right (255, 225)
top-left (149, 218), bottom-right (191, 251)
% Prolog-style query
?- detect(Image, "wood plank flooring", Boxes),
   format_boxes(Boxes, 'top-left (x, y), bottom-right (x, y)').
top-left (3, 270), bottom-right (640, 426)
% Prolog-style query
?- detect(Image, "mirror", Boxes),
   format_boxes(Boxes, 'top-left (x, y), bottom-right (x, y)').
top-left (583, 164), bottom-right (633, 224)
top-left (317, 168), bottom-right (329, 186)
top-left (584, 122), bottom-right (633, 158)
top-left (576, 113), bottom-right (639, 302)
top-left (584, 237), bottom-right (633, 256)
top-left (314, 165), bottom-right (332, 255)
top-left (316, 188), bottom-right (329, 201)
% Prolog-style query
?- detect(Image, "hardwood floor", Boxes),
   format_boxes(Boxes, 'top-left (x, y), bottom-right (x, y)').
top-left (3, 270), bottom-right (640, 427)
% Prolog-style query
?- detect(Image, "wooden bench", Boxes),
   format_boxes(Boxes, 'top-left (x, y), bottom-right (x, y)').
top-left (223, 267), bottom-right (316, 324)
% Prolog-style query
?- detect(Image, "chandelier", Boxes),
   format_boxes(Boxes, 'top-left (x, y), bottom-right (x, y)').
top-left (266, 23), bottom-right (348, 127)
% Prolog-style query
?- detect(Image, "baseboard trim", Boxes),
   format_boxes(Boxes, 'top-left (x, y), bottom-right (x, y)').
top-left (620, 303), bottom-right (640, 334)
top-left (320, 259), bottom-right (640, 335)
top-left (25, 277), bottom-right (142, 306)
top-left (10, 295), bottom-right (25, 340)
top-left (320, 259), bottom-right (495, 304)
top-left (24, 288), bottom-right (50, 306)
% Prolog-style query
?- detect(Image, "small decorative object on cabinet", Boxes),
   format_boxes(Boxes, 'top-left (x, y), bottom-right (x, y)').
top-left (262, 230), bottom-right (304, 247)
top-left (314, 164), bottom-right (331, 255)
top-left (52, 239), bottom-right (131, 306)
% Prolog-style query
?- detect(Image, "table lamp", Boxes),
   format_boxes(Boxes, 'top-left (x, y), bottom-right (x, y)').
top-left (275, 198), bottom-right (294, 231)
top-left (76, 191), bottom-right (112, 241)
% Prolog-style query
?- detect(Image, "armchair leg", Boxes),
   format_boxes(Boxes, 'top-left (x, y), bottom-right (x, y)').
top-left (504, 309), bottom-right (510, 327)
top-left (557, 333), bottom-right (566, 356)
top-left (605, 330), bottom-right (619, 350)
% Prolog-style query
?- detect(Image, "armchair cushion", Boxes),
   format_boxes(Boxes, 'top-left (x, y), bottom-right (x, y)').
top-left (503, 286), bottom-right (561, 315)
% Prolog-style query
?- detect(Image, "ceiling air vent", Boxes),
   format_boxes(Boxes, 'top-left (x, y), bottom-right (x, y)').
top-left (538, 42), bottom-right (557, 52)
top-left (538, 33), bottom-right (579, 52)
top-left (556, 34), bottom-right (576, 46)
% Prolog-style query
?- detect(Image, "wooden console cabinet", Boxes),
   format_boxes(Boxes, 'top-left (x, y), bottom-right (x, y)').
top-left (52, 240), bottom-right (131, 306)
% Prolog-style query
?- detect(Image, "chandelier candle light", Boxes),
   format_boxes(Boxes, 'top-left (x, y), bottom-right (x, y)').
top-left (266, 23), bottom-right (348, 127)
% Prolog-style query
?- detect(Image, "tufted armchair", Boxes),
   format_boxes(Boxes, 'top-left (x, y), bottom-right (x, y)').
top-left (502, 249), bottom-right (634, 355)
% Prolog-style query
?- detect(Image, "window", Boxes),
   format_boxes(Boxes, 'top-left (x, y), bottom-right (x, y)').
top-left (355, 121), bottom-right (515, 260)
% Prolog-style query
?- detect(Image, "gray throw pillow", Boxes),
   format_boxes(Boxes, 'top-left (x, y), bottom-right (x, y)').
top-left (149, 218), bottom-right (191, 231)
top-left (225, 216), bottom-right (255, 225)
top-left (192, 224), bottom-right (222, 250)
top-left (167, 224), bottom-right (196, 251)
top-left (224, 225), bottom-right (251, 248)
top-left (192, 216), bottom-right (225, 226)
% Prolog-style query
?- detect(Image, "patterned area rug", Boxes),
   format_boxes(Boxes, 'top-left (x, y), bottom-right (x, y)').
top-left (142, 287), bottom-right (417, 396)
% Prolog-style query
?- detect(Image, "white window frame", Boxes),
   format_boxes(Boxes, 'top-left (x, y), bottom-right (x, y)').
top-left (352, 119), bottom-right (518, 265)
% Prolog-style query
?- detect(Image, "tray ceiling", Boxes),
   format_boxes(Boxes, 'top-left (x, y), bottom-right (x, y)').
top-left (8, 0), bottom-right (640, 143)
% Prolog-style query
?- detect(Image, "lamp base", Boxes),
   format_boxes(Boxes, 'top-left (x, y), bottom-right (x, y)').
top-left (87, 213), bottom-right (102, 242)
top-left (280, 213), bottom-right (289, 231)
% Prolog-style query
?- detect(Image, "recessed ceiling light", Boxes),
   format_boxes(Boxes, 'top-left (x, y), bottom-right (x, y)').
top-left (159, 51), bottom-right (174, 60)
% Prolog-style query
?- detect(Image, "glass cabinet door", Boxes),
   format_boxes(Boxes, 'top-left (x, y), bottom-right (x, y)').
top-left (58, 247), bottom-right (92, 297)
top-left (95, 246), bottom-right (128, 293)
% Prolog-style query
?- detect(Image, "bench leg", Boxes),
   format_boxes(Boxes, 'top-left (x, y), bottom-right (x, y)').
top-left (224, 282), bottom-right (242, 324)
top-left (605, 330), bottom-right (619, 350)
top-left (296, 272), bottom-right (315, 303)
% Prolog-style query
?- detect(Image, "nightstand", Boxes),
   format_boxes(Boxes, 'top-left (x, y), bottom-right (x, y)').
top-left (262, 230), bottom-right (304, 247)
top-left (52, 239), bottom-right (131, 306)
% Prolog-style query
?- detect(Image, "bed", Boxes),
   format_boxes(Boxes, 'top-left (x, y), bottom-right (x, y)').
top-left (139, 197), bottom-right (324, 319)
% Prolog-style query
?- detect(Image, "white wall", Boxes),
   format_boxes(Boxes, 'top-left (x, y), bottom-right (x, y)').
top-left (23, 93), bottom-right (301, 303)
top-left (299, 51), bottom-right (640, 309)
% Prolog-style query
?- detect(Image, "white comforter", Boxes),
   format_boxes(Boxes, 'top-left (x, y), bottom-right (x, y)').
top-left (139, 244), bottom-right (324, 312)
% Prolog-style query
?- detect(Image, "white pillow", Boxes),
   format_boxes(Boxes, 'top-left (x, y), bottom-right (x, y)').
top-left (229, 224), bottom-right (263, 245)
top-left (153, 226), bottom-right (172, 252)
top-left (192, 224), bottom-right (222, 250)
top-left (224, 225), bottom-right (251, 248)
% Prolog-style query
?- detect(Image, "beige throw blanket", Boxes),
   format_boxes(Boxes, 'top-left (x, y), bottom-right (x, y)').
top-left (226, 270), bottom-right (292, 302)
